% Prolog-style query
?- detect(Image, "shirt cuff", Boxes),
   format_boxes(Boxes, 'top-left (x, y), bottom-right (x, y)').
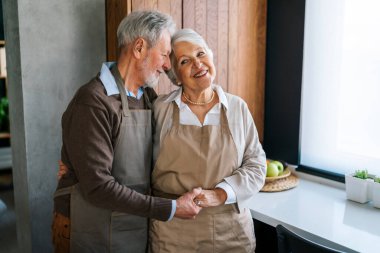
top-left (167, 200), bottom-right (176, 221)
top-left (216, 181), bottom-right (237, 204)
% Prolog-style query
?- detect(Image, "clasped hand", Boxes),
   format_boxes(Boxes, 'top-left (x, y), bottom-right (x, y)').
top-left (193, 188), bottom-right (227, 208)
top-left (175, 188), bottom-right (227, 219)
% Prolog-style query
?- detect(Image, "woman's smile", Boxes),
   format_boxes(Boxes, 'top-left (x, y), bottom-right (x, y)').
top-left (193, 69), bottom-right (208, 78)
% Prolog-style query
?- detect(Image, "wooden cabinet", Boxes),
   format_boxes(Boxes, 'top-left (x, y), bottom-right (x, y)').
top-left (106, 0), bottom-right (267, 141)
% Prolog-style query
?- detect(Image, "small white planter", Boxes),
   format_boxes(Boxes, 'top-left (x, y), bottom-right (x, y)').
top-left (371, 181), bottom-right (380, 209)
top-left (345, 173), bottom-right (371, 204)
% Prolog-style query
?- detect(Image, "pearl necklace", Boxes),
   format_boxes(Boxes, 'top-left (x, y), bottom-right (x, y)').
top-left (182, 90), bottom-right (215, 105)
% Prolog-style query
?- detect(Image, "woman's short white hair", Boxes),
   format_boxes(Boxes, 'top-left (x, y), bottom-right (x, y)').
top-left (117, 10), bottom-right (176, 49)
top-left (166, 28), bottom-right (214, 86)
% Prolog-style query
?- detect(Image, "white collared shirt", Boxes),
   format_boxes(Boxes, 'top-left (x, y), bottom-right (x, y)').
top-left (99, 62), bottom-right (144, 99)
top-left (164, 85), bottom-right (228, 126)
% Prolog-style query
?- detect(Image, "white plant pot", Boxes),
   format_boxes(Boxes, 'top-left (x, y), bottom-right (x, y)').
top-left (345, 173), bottom-right (370, 204)
top-left (367, 177), bottom-right (374, 200)
top-left (371, 181), bottom-right (380, 209)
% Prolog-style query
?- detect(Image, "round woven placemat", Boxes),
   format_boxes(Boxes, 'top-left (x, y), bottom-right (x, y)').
top-left (261, 174), bottom-right (299, 192)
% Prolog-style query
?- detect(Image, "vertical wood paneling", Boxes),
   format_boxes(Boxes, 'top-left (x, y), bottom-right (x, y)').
top-left (154, 0), bottom-right (182, 95)
top-left (227, 0), bottom-right (266, 141)
top-left (106, 0), bottom-right (131, 61)
top-left (131, 0), bottom-right (145, 10)
top-left (106, 0), bottom-right (118, 61)
top-left (206, 0), bottom-right (218, 84)
top-left (157, 0), bottom-right (171, 15)
top-left (156, 0), bottom-right (175, 95)
top-left (252, 0), bottom-right (267, 141)
top-left (228, 0), bottom-right (238, 93)
top-left (145, 0), bottom-right (158, 10)
top-left (168, 0), bottom-right (182, 93)
top-left (194, 0), bottom-right (207, 39)
top-left (183, 0), bottom-right (195, 28)
top-left (217, 0), bottom-right (229, 90)
top-left (170, 0), bottom-right (182, 31)
top-left (106, 0), bottom-right (267, 140)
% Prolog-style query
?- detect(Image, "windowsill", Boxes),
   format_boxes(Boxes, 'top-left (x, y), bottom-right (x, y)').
top-left (245, 169), bottom-right (379, 253)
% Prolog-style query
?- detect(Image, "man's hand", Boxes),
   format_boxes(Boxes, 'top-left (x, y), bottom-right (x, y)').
top-left (57, 160), bottom-right (69, 180)
top-left (174, 187), bottom-right (202, 219)
top-left (193, 188), bottom-right (227, 208)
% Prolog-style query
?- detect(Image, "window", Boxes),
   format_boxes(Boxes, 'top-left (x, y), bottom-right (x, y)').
top-left (301, 0), bottom-right (380, 177)
top-left (264, 0), bottom-right (380, 181)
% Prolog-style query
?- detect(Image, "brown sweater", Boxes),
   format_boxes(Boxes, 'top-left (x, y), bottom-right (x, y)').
top-left (54, 75), bottom-right (172, 221)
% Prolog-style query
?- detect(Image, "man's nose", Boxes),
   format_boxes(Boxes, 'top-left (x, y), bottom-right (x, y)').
top-left (163, 56), bottom-right (171, 71)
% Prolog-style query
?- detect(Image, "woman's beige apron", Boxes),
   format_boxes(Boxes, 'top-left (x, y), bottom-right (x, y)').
top-left (150, 104), bottom-right (255, 253)
top-left (54, 69), bottom-right (153, 253)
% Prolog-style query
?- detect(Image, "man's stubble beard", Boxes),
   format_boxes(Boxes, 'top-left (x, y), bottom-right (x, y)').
top-left (142, 54), bottom-right (160, 89)
top-left (144, 74), bottom-right (160, 88)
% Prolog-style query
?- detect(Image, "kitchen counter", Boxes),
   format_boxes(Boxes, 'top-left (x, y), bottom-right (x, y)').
top-left (245, 171), bottom-right (380, 253)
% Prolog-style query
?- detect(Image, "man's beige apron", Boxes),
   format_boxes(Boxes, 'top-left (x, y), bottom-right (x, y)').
top-left (150, 104), bottom-right (255, 253)
top-left (54, 69), bottom-right (153, 253)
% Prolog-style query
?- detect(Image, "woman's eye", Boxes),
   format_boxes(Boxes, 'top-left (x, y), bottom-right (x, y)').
top-left (180, 59), bottom-right (188, 65)
top-left (197, 51), bottom-right (205, 57)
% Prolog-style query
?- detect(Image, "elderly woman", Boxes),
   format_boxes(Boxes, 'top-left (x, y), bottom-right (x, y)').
top-left (150, 28), bottom-right (266, 252)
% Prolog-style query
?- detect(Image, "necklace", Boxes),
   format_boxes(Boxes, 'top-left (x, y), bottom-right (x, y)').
top-left (182, 90), bottom-right (215, 105)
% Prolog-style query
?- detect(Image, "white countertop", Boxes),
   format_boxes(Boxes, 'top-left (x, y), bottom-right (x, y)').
top-left (245, 172), bottom-right (380, 253)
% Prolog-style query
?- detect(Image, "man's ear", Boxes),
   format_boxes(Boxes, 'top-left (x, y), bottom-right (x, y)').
top-left (133, 38), bottom-right (146, 59)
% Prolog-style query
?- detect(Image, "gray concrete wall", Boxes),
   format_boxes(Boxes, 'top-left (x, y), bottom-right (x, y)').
top-left (2, 0), bottom-right (106, 252)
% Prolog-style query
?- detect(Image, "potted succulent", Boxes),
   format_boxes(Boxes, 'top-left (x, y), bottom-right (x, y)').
top-left (371, 177), bottom-right (380, 208)
top-left (345, 169), bottom-right (373, 204)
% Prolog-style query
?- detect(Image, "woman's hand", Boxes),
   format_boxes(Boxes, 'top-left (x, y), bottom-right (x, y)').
top-left (193, 188), bottom-right (227, 208)
top-left (57, 160), bottom-right (69, 180)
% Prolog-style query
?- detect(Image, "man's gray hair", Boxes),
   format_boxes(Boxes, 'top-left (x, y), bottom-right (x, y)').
top-left (117, 10), bottom-right (176, 49)
top-left (166, 28), bottom-right (214, 86)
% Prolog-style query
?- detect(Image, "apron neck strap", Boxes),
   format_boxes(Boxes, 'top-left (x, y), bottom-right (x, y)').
top-left (111, 64), bottom-right (131, 117)
top-left (220, 105), bottom-right (231, 134)
top-left (143, 90), bottom-right (153, 110)
top-left (172, 102), bottom-right (180, 127)
top-left (220, 105), bottom-right (229, 126)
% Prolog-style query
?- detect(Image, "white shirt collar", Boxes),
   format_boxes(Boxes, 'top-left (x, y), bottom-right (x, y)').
top-left (99, 62), bottom-right (144, 98)
top-left (164, 84), bottom-right (229, 110)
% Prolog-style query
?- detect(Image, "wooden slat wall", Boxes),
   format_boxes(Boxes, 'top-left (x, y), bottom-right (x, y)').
top-left (106, 0), bottom-right (131, 61)
top-left (182, 0), bottom-right (267, 140)
top-left (227, 0), bottom-right (267, 141)
top-left (106, 0), bottom-right (267, 141)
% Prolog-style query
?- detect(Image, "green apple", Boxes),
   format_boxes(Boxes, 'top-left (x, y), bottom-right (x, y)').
top-left (272, 161), bottom-right (284, 174)
top-left (267, 163), bottom-right (279, 177)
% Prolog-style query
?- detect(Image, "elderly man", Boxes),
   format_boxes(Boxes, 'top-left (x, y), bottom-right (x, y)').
top-left (52, 11), bottom-right (201, 253)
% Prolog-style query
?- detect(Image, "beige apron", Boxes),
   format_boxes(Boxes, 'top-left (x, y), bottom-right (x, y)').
top-left (54, 68), bottom-right (153, 253)
top-left (150, 104), bottom-right (255, 253)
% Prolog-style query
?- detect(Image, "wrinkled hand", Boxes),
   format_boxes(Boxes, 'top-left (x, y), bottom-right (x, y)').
top-left (174, 187), bottom-right (202, 219)
top-left (57, 160), bottom-right (69, 180)
top-left (193, 188), bottom-right (227, 208)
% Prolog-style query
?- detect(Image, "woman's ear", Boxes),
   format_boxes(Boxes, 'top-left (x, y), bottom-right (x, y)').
top-left (133, 38), bottom-right (146, 59)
